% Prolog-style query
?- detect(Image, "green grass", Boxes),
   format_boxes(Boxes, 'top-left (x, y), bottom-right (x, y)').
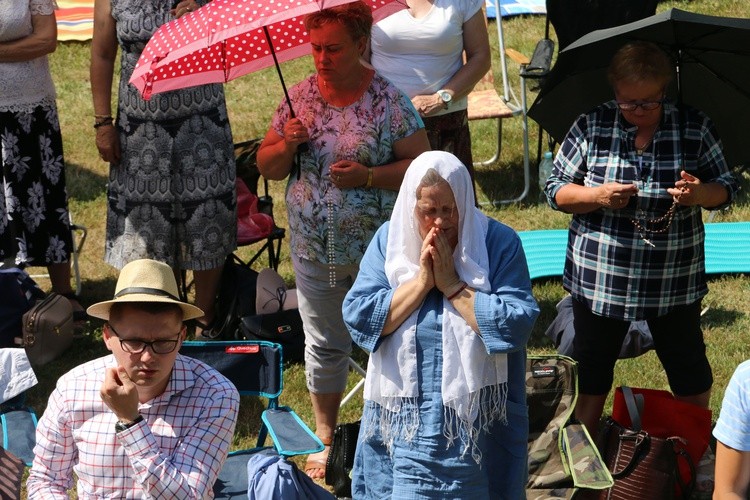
top-left (17, 0), bottom-right (750, 493)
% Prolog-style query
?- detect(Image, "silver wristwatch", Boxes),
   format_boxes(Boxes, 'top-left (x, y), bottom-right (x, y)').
top-left (436, 89), bottom-right (452, 109)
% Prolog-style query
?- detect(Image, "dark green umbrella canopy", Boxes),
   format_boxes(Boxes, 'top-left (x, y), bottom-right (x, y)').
top-left (528, 8), bottom-right (750, 167)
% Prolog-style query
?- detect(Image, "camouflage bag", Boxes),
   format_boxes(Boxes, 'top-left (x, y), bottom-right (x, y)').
top-left (526, 355), bottom-right (613, 499)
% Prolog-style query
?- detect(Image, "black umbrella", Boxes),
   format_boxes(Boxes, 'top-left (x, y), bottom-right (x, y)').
top-left (527, 8), bottom-right (750, 167)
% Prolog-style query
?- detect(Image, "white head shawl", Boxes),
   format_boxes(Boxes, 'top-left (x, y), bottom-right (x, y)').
top-left (363, 151), bottom-right (508, 462)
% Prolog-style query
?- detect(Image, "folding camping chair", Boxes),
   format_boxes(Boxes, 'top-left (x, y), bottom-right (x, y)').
top-left (233, 139), bottom-right (286, 272)
top-left (466, 4), bottom-right (520, 169)
top-left (468, 0), bottom-right (531, 205)
top-left (180, 340), bottom-right (324, 499)
top-left (526, 355), bottom-right (613, 498)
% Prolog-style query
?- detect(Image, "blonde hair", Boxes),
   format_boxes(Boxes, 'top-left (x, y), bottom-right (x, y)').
top-left (607, 41), bottom-right (673, 90)
top-left (304, 2), bottom-right (373, 42)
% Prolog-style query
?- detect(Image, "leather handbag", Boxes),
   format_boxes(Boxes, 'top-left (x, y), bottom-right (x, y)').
top-left (612, 386), bottom-right (710, 494)
top-left (325, 420), bottom-right (360, 498)
top-left (597, 417), bottom-right (684, 499)
top-left (597, 387), bottom-right (696, 499)
top-left (240, 310), bottom-right (305, 364)
top-left (16, 293), bottom-right (74, 367)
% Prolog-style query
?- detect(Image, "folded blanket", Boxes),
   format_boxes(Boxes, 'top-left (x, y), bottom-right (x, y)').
top-left (57, 0), bottom-right (94, 41)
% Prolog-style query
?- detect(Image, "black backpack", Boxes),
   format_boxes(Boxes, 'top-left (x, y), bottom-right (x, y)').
top-left (214, 254), bottom-right (258, 339)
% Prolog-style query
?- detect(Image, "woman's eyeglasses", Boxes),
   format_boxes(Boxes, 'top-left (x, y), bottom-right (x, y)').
top-left (616, 100), bottom-right (664, 111)
top-left (107, 323), bottom-right (182, 354)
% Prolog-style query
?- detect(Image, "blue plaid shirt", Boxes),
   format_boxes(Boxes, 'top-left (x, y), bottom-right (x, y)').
top-left (545, 100), bottom-right (738, 321)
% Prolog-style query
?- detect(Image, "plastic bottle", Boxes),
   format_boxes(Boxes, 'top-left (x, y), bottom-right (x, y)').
top-left (538, 151), bottom-right (554, 199)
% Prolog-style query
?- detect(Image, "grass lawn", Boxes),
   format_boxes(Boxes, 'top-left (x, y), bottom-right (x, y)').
top-left (15, 0), bottom-right (750, 495)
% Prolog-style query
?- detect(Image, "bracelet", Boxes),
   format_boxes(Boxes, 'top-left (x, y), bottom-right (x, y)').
top-left (366, 167), bottom-right (373, 188)
top-left (446, 281), bottom-right (468, 301)
top-left (94, 118), bottom-right (114, 129)
top-left (94, 114), bottom-right (112, 120)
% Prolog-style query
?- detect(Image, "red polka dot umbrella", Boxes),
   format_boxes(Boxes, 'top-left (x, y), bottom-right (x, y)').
top-left (129, 0), bottom-right (405, 101)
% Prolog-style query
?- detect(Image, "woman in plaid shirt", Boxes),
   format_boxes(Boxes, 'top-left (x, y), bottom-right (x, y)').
top-left (543, 41), bottom-right (738, 434)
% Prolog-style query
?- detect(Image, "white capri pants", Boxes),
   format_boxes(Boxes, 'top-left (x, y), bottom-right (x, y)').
top-left (292, 254), bottom-right (359, 394)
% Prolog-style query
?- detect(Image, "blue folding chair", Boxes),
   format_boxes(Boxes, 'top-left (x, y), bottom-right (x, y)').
top-left (0, 384), bottom-right (38, 499)
top-left (180, 340), bottom-right (324, 499)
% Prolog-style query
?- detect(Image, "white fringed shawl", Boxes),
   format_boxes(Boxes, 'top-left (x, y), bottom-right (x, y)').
top-left (363, 151), bottom-right (508, 462)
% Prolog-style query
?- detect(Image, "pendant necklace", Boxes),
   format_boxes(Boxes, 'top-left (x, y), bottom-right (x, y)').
top-left (635, 136), bottom-right (653, 156)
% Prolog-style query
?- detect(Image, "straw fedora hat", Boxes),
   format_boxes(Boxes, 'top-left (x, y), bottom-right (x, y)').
top-left (87, 259), bottom-right (203, 321)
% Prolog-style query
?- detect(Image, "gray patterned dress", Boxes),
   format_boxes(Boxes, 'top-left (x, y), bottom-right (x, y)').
top-left (106, 0), bottom-right (236, 271)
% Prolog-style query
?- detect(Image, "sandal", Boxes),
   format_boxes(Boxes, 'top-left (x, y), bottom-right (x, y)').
top-left (304, 442), bottom-right (330, 480)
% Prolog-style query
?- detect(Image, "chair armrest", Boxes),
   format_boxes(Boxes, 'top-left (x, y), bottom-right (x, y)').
top-left (505, 47), bottom-right (530, 65)
top-left (522, 38), bottom-right (555, 78)
top-left (562, 423), bottom-right (614, 489)
top-left (262, 406), bottom-right (325, 457)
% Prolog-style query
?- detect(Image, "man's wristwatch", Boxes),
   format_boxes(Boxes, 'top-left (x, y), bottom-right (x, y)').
top-left (115, 414), bottom-right (144, 433)
top-left (436, 89), bottom-right (452, 109)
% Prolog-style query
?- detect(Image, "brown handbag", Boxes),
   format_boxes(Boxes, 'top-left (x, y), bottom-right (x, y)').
top-left (596, 417), bottom-right (685, 499)
top-left (595, 387), bottom-right (695, 500)
top-left (16, 293), bottom-right (74, 367)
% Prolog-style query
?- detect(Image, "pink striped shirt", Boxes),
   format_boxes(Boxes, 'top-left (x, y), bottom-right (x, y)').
top-left (27, 354), bottom-right (239, 499)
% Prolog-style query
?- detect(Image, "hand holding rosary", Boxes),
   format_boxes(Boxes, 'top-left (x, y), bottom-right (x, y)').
top-left (630, 188), bottom-right (685, 247)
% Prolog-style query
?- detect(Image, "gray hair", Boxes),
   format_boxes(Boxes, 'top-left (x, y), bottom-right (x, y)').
top-left (416, 168), bottom-right (450, 200)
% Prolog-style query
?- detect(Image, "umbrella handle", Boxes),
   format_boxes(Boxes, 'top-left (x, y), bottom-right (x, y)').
top-left (263, 26), bottom-right (308, 156)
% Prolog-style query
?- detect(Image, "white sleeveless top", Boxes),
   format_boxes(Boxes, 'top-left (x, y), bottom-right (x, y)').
top-left (0, 0), bottom-right (58, 113)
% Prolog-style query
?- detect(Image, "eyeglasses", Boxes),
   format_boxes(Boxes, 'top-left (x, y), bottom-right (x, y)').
top-left (107, 323), bottom-right (183, 354)
top-left (616, 100), bottom-right (664, 111)
top-left (415, 204), bottom-right (457, 221)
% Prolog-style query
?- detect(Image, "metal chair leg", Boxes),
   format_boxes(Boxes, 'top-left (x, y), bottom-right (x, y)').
top-left (473, 118), bottom-right (503, 167)
top-left (340, 357), bottom-right (367, 408)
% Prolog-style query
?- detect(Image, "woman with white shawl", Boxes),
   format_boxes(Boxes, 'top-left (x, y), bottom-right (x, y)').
top-left (343, 151), bottom-right (539, 498)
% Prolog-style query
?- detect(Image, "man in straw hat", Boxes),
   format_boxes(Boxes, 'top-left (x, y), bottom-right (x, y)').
top-left (27, 259), bottom-right (239, 498)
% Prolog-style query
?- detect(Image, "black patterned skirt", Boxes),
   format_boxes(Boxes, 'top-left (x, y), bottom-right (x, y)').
top-left (0, 103), bottom-right (73, 267)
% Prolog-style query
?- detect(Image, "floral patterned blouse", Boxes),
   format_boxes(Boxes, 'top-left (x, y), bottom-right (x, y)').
top-left (272, 73), bottom-right (423, 265)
